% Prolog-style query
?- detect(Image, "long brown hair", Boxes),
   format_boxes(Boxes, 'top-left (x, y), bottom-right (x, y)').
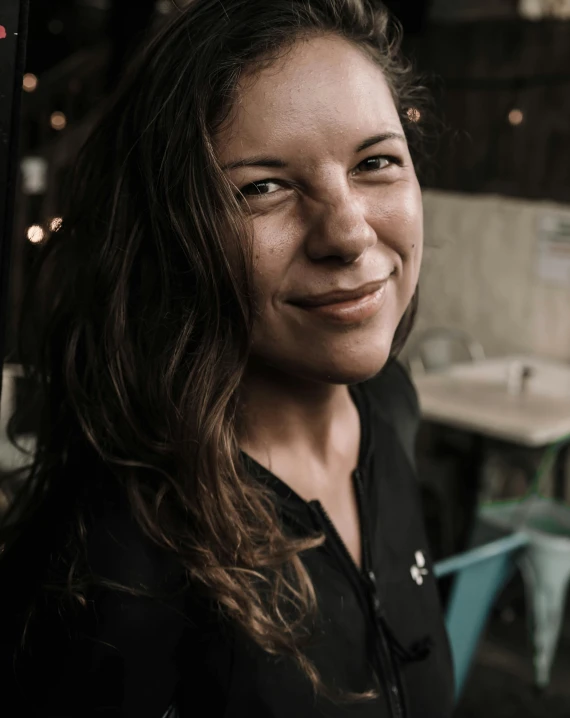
top-left (1, 0), bottom-right (424, 697)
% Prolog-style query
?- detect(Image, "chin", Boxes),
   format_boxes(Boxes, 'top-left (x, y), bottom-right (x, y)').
top-left (262, 335), bottom-right (395, 386)
top-left (315, 352), bottom-right (392, 386)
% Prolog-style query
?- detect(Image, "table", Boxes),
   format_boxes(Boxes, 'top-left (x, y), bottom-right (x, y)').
top-left (413, 354), bottom-right (570, 550)
top-left (414, 355), bottom-right (570, 448)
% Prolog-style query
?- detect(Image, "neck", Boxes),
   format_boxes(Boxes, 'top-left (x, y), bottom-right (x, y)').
top-left (237, 359), bottom-right (358, 470)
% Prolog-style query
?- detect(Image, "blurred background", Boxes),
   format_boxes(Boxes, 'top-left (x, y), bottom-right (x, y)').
top-left (2, 1), bottom-right (570, 715)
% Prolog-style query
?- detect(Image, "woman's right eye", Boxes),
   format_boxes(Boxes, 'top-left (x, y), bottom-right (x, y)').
top-left (238, 180), bottom-right (282, 199)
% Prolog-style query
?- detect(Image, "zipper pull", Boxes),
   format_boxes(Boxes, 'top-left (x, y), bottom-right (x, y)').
top-left (367, 569), bottom-right (382, 613)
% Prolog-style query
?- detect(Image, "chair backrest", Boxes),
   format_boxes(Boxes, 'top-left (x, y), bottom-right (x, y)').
top-left (407, 327), bottom-right (485, 375)
top-left (481, 496), bottom-right (570, 689)
top-left (434, 532), bottom-right (529, 699)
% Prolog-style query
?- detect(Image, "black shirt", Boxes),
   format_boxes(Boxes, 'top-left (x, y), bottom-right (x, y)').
top-left (1, 360), bottom-right (454, 717)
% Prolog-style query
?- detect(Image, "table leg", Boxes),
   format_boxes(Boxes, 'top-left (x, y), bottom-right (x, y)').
top-left (553, 442), bottom-right (570, 502)
top-left (455, 433), bottom-right (486, 553)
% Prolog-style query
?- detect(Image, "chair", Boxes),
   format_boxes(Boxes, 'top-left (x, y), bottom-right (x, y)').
top-left (434, 531), bottom-right (530, 699)
top-left (481, 496), bottom-right (570, 689)
top-left (406, 327), bottom-right (485, 376)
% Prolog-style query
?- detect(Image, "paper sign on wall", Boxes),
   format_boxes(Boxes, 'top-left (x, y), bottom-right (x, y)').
top-left (537, 213), bottom-right (570, 283)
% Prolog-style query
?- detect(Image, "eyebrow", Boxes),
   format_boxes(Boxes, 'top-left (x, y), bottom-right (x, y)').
top-left (221, 132), bottom-right (406, 171)
top-left (355, 132), bottom-right (406, 152)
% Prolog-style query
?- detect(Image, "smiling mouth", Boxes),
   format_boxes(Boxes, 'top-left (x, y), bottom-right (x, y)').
top-left (288, 278), bottom-right (392, 309)
top-left (288, 279), bottom-right (390, 325)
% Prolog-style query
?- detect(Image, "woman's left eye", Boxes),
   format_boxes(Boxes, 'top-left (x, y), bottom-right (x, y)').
top-left (355, 155), bottom-right (396, 173)
top-left (237, 180), bottom-right (282, 199)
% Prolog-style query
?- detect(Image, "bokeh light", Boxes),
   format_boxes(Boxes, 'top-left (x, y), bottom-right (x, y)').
top-left (22, 73), bottom-right (38, 92)
top-left (407, 107), bottom-right (421, 123)
top-left (508, 109), bottom-right (524, 126)
top-left (27, 225), bottom-right (45, 243)
top-left (49, 217), bottom-right (63, 232)
top-left (50, 111), bottom-right (67, 130)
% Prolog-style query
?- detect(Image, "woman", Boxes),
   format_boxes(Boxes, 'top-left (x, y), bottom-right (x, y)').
top-left (0, 1), bottom-right (454, 716)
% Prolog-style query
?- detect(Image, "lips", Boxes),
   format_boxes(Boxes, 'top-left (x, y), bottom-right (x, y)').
top-left (290, 282), bottom-right (389, 325)
top-left (288, 278), bottom-right (389, 308)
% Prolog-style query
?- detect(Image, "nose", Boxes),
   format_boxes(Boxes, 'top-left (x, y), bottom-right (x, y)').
top-left (303, 189), bottom-right (377, 264)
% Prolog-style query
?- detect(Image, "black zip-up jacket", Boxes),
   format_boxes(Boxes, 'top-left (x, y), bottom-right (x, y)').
top-left (1, 360), bottom-right (455, 717)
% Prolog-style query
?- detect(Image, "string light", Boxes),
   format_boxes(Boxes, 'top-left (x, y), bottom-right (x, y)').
top-left (50, 111), bottom-right (67, 130)
top-left (49, 217), bottom-right (63, 232)
top-left (27, 225), bottom-right (45, 243)
top-left (22, 73), bottom-right (38, 92)
top-left (508, 108), bottom-right (524, 126)
top-left (407, 107), bottom-right (421, 123)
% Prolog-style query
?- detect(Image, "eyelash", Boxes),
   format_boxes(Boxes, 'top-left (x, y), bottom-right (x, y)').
top-left (237, 155), bottom-right (400, 200)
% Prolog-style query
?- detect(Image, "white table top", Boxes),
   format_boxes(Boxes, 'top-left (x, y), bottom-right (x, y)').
top-left (413, 355), bottom-right (570, 447)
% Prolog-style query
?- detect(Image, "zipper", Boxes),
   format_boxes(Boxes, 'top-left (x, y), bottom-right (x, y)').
top-left (353, 468), bottom-right (405, 718)
top-left (308, 467), bottom-right (405, 718)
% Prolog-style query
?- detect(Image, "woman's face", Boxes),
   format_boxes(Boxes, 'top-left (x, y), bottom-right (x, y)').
top-left (216, 35), bottom-right (423, 385)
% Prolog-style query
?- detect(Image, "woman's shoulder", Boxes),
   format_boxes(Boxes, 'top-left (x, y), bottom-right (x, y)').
top-left (1, 467), bottom-right (195, 715)
top-left (13, 461), bottom-right (187, 598)
top-left (3, 463), bottom-right (193, 628)
top-left (84, 475), bottom-right (186, 596)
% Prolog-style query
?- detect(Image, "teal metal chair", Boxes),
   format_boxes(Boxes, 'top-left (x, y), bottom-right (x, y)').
top-left (434, 532), bottom-right (530, 699)
top-left (482, 496), bottom-right (570, 689)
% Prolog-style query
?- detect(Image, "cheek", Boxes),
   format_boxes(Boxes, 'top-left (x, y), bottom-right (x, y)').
top-left (249, 214), bottom-right (298, 307)
top-left (251, 217), bottom-right (286, 273)
top-left (371, 182), bottom-right (423, 268)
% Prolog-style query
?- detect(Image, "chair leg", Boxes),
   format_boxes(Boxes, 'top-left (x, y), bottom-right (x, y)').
top-left (553, 443), bottom-right (570, 502)
top-left (443, 550), bottom-right (518, 699)
top-left (520, 546), bottom-right (570, 688)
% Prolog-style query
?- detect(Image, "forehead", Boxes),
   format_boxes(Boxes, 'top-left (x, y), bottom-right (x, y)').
top-left (217, 35), bottom-right (402, 160)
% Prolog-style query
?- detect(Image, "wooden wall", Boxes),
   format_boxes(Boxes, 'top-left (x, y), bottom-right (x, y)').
top-left (406, 21), bottom-right (570, 203)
